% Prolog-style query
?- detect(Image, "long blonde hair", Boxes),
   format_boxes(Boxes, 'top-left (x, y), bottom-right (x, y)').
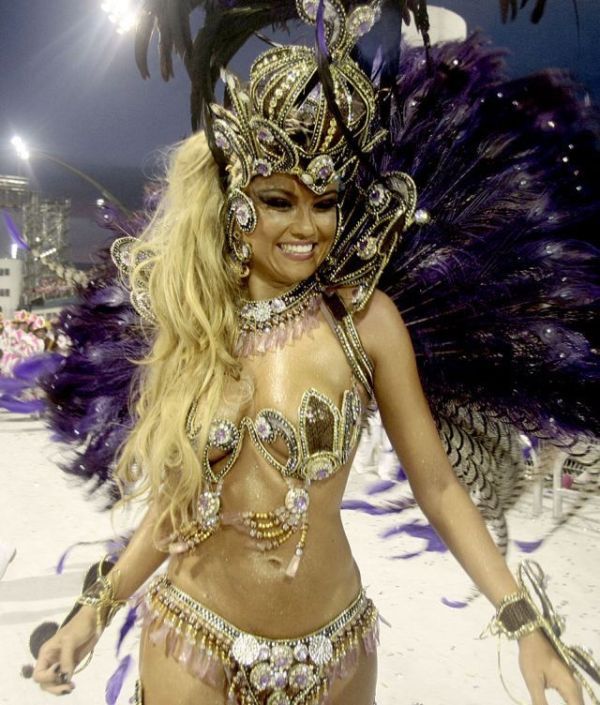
top-left (116, 131), bottom-right (240, 542)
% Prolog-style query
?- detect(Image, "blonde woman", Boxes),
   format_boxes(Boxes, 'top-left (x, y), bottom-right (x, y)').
top-left (31, 1), bottom-right (599, 703)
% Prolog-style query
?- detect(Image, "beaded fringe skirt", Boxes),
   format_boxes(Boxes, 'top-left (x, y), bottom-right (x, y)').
top-left (136, 575), bottom-right (379, 705)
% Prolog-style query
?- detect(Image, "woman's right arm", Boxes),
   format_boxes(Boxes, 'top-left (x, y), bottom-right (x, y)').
top-left (33, 501), bottom-right (168, 695)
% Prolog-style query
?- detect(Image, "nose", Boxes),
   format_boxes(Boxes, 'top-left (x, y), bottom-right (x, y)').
top-left (289, 203), bottom-right (316, 239)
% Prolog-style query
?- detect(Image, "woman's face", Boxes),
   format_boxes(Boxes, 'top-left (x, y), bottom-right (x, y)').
top-left (243, 173), bottom-right (338, 298)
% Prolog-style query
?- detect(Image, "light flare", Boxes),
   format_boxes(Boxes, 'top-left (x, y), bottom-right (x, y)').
top-left (11, 135), bottom-right (30, 161)
top-left (100, 0), bottom-right (141, 34)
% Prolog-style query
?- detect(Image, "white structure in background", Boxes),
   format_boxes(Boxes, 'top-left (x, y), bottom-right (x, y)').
top-left (403, 6), bottom-right (467, 46)
top-left (0, 258), bottom-right (24, 319)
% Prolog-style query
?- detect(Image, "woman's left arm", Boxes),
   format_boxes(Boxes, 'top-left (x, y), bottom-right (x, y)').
top-left (357, 291), bottom-right (583, 705)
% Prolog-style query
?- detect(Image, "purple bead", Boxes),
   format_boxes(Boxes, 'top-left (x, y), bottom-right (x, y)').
top-left (293, 644), bottom-right (308, 662)
top-left (273, 670), bottom-right (288, 689)
top-left (257, 127), bottom-right (274, 144)
top-left (258, 645), bottom-right (271, 662)
top-left (215, 132), bottom-right (230, 150)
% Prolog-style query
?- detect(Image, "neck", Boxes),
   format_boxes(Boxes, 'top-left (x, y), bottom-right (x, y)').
top-left (244, 274), bottom-right (314, 302)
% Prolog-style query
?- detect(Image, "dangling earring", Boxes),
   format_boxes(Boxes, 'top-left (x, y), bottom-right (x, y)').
top-left (225, 190), bottom-right (256, 279)
top-left (231, 237), bottom-right (253, 279)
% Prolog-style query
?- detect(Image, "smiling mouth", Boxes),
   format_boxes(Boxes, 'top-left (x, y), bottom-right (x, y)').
top-left (277, 242), bottom-right (316, 254)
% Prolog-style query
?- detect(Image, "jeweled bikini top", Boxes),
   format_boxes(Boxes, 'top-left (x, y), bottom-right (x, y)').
top-left (203, 385), bottom-right (363, 486)
top-left (170, 293), bottom-right (375, 577)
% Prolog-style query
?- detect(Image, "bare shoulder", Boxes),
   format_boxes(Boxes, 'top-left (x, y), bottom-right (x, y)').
top-left (352, 290), bottom-right (412, 364)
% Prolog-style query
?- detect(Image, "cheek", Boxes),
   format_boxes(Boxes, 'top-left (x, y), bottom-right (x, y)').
top-left (318, 211), bottom-right (338, 240)
top-left (252, 208), bottom-right (292, 236)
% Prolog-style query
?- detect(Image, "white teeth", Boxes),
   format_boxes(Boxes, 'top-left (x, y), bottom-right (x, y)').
top-left (279, 243), bottom-right (314, 254)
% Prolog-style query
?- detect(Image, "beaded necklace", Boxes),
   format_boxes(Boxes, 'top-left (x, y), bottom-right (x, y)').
top-left (236, 277), bottom-right (322, 357)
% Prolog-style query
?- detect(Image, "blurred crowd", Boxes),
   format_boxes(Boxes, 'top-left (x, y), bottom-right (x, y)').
top-left (0, 310), bottom-right (69, 376)
top-left (28, 274), bottom-right (76, 302)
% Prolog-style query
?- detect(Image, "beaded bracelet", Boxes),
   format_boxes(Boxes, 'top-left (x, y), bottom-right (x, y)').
top-left (490, 589), bottom-right (542, 639)
top-left (76, 557), bottom-right (126, 634)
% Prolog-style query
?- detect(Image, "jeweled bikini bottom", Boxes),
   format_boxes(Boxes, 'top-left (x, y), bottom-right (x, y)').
top-left (136, 575), bottom-right (379, 705)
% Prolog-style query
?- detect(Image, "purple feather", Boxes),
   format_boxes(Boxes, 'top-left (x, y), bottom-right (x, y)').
top-left (366, 479), bottom-right (397, 495)
top-left (2, 209), bottom-right (30, 250)
top-left (381, 521), bottom-right (447, 554)
top-left (441, 598), bottom-right (468, 609)
top-left (55, 540), bottom-right (109, 574)
top-left (116, 606), bottom-right (138, 658)
top-left (316, 1), bottom-right (329, 58)
top-left (0, 396), bottom-right (45, 413)
top-left (513, 539), bottom-right (544, 553)
top-left (105, 654), bottom-right (133, 705)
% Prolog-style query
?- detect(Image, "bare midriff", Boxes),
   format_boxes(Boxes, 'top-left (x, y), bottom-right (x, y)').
top-left (166, 316), bottom-right (366, 638)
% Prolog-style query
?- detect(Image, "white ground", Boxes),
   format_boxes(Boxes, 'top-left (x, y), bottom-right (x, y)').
top-left (0, 410), bottom-right (598, 705)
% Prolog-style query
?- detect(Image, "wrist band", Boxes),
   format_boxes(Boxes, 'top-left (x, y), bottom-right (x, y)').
top-left (76, 556), bottom-right (126, 634)
top-left (482, 560), bottom-right (600, 705)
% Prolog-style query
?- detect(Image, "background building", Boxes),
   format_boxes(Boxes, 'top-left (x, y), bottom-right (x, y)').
top-left (0, 174), bottom-right (74, 314)
top-left (0, 258), bottom-right (23, 319)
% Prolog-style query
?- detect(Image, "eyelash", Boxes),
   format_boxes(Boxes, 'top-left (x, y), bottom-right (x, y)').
top-left (260, 197), bottom-right (338, 211)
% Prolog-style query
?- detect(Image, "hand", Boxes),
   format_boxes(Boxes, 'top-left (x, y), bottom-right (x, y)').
top-left (519, 629), bottom-right (584, 705)
top-left (33, 606), bottom-right (100, 696)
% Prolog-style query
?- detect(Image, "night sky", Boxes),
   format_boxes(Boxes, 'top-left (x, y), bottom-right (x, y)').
top-left (0, 1), bottom-right (599, 263)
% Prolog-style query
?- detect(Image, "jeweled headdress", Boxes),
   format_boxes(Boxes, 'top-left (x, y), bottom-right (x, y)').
top-left (126, 0), bottom-right (422, 311)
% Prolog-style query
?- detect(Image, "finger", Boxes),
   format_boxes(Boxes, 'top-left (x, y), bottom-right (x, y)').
top-left (33, 664), bottom-right (75, 695)
top-left (58, 640), bottom-right (76, 683)
top-left (33, 661), bottom-right (63, 685)
top-left (553, 679), bottom-right (584, 705)
top-left (527, 679), bottom-right (550, 705)
top-left (40, 680), bottom-right (76, 696)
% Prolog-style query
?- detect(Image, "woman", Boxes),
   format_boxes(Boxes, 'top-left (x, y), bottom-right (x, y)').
top-left (30, 1), bottom-right (598, 703)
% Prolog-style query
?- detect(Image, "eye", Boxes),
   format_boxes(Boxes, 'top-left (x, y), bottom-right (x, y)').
top-left (260, 196), bottom-right (291, 209)
top-left (314, 199), bottom-right (338, 211)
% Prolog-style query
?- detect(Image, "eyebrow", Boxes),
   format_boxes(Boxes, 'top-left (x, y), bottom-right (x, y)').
top-left (254, 187), bottom-right (339, 198)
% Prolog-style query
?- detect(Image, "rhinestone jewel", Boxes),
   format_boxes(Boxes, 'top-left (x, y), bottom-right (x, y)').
top-left (348, 5), bottom-right (380, 39)
top-left (289, 663), bottom-right (315, 691)
top-left (308, 635), bottom-right (333, 665)
top-left (215, 131), bottom-right (231, 151)
top-left (368, 183), bottom-right (387, 207)
top-left (293, 643), bottom-right (309, 662)
top-left (304, 456), bottom-right (336, 482)
top-left (257, 127), bottom-right (274, 144)
top-left (254, 158), bottom-right (272, 177)
top-left (231, 634), bottom-right (261, 666)
top-left (414, 208), bottom-right (431, 225)
top-left (258, 644), bottom-right (271, 662)
top-left (356, 236), bottom-right (378, 260)
top-left (285, 488), bottom-right (309, 514)
top-left (272, 670), bottom-right (288, 689)
top-left (235, 202), bottom-right (252, 227)
top-left (239, 242), bottom-right (252, 260)
top-left (270, 645), bottom-right (294, 669)
top-left (270, 298), bottom-right (286, 314)
top-left (241, 301), bottom-right (272, 323)
top-left (198, 491), bottom-right (220, 517)
top-left (256, 415), bottom-right (274, 442)
top-left (208, 420), bottom-right (237, 449)
top-left (302, 0), bottom-right (317, 19)
top-left (249, 661), bottom-right (273, 692)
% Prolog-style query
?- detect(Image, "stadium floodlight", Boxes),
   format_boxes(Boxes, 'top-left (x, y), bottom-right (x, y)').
top-left (11, 135), bottom-right (30, 161)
